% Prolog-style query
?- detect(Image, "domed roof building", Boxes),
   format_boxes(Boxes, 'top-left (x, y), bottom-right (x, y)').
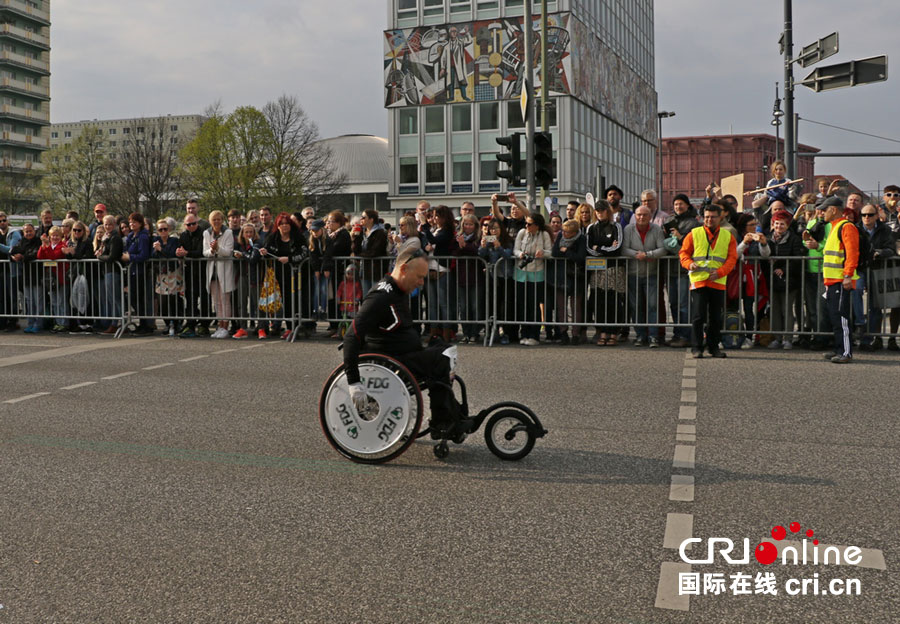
top-left (312, 134), bottom-right (389, 215)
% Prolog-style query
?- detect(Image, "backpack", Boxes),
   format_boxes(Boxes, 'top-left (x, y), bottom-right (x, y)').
top-left (838, 222), bottom-right (871, 272)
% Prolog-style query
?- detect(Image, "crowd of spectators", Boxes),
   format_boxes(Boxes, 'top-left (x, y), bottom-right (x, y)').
top-left (1, 168), bottom-right (899, 352)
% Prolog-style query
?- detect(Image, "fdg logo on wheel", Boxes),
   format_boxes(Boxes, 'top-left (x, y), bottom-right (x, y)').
top-left (363, 377), bottom-right (391, 390)
top-left (678, 521), bottom-right (867, 597)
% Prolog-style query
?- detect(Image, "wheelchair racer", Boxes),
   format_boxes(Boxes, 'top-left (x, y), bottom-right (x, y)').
top-left (343, 246), bottom-right (462, 433)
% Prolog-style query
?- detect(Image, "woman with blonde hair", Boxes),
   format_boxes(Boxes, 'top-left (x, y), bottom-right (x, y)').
top-left (574, 203), bottom-right (595, 233)
top-left (203, 209), bottom-right (236, 338)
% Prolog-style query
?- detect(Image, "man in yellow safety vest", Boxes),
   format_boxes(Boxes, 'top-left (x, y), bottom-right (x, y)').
top-left (821, 202), bottom-right (860, 363)
top-left (679, 203), bottom-right (738, 358)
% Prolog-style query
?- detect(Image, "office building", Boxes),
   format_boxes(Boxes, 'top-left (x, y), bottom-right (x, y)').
top-left (0, 0), bottom-right (51, 210)
top-left (49, 114), bottom-right (204, 151)
top-left (384, 0), bottom-right (657, 212)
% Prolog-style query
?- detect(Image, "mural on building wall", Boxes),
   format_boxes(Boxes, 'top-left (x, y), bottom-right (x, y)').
top-left (383, 13), bottom-right (656, 143)
top-left (568, 17), bottom-right (657, 142)
top-left (384, 14), bottom-right (572, 108)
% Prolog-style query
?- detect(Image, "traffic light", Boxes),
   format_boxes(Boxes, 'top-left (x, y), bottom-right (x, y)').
top-left (534, 131), bottom-right (554, 190)
top-left (495, 133), bottom-right (522, 187)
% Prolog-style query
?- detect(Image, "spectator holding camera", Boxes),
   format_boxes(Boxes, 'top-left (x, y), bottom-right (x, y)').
top-left (491, 192), bottom-right (530, 240)
top-left (513, 213), bottom-right (553, 346)
top-left (454, 214), bottom-right (483, 343)
top-left (479, 218), bottom-right (515, 344)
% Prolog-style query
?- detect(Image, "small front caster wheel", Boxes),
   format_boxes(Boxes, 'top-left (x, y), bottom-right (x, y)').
top-left (433, 442), bottom-right (449, 459)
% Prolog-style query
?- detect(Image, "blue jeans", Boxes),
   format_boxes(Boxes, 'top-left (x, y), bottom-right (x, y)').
top-left (426, 272), bottom-right (451, 329)
top-left (851, 271), bottom-right (867, 329)
top-left (24, 283), bottom-right (44, 328)
top-left (628, 273), bottom-right (658, 340)
top-left (667, 271), bottom-right (691, 340)
top-left (48, 282), bottom-right (68, 326)
top-left (313, 274), bottom-right (328, 314)
top-left (103, 271), bottom-right (122, 325)
top-left (457, 282), bottom-right (481, 338)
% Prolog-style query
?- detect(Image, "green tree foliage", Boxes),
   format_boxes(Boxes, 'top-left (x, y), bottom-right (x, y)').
top-left (39, 125), bottom-right (107, 220)
top-left (179, 96), bottom-right (344, 213)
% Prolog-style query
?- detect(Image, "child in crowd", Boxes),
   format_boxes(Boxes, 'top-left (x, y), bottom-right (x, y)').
top-left (336, 263), bottom-right (363, 331)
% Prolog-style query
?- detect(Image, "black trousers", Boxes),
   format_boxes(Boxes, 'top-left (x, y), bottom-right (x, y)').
top-left (396, 343), bottom-right (457, 422)
top-left (691, 287), bottom-right (725, 353)
top-left (825, 282), bottom-right (852, 357)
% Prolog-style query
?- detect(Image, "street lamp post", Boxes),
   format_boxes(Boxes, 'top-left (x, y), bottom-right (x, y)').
top-left (771, 82), bottom-right (785, 163)
top-left (657, 111), bottom-right (675, 197)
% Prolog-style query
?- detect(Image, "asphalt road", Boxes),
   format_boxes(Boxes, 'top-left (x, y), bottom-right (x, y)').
top-left (0, 332), bottom-right (896, 623)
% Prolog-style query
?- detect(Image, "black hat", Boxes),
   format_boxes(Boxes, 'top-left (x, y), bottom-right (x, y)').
top-left (818, 196), bottom-right (843, 210)
top-left (672, 193), bottom-right (692, 206)
top-left (603, 184), bottom-right (624, 198)
top-left (309, 219), bottom-right (326, 231)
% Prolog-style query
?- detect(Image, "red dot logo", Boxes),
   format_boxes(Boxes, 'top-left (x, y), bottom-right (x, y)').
top-left (755, 541), bottom-right (778, 565)
top-left (789, 522), bottom-right (801, 533)
top-left (771, 525), bottom-right (786, 541)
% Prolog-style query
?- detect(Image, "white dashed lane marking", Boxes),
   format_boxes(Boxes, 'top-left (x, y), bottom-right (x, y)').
top-left (673, 445), bottom-right (696, 470)
top-left (179, 355), bottom-right (209, 362)
top-left (101, 371), bottom-right (137, 381)
top-left (60, 381), bottom-right (97, 390)
top-left (664, 513), bottom-right (694, 549)
top-left (680, 390), bottom-right (697, 403)
top-left (678, 405), bottom-right (697, 420)
top-left (143, 363), bottom-right (175, 371)
top-left (655, 562), bottom-right (691, 611)
top-left (669, 475), bottom-right (695, 502)
top-left (4, 392), bottom-right (51, 404)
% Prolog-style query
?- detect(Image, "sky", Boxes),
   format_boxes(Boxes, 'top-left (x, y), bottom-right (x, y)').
top-left (50, 1), bottom-right (900, 194)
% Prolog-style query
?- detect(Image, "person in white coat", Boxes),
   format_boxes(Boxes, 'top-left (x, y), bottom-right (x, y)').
top-left (513, 213), bottom-right (554, 345)
top-left (203, 210), bottom-right (236, 338)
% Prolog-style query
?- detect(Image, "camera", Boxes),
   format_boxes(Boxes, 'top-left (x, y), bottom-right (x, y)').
top-left (484, 235), bottom-right (497, 244)
top-left (495, 193), bottom-right (509, 202)
top-left (518, 254), bottom-right (534, 269)
top-left (835, 179), bottom-right (850, 188)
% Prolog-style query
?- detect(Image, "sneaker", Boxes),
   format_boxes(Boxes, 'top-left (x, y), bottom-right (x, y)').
top-left (887, 338), bottom-right (899, 351)
top-left (500, 335), bottom-right (510, 345)
top-left (691, 348), bottom-right (703, 359)
top-left (179, 326), bottom-right (195, 338)
top-left (212, 328), bottom-right (229, 339)
top-left (782, 341), bottom-right (793, 350)
top-left (740, 338), bottom-right (753, 350)
top-left (649, 338), bottom-right (660, 348)
top-left (51, 324), bottom-right (66, 333)
top-left (768, 340), bottom-right (782, 349)
top-left (823, 352), bottom-right (838, 360)
top-left (632, 337), bottom-right (649, 347)
top-left (258, 329), bottom-right (267, 340)
top-left (519, 338), bottom-right (528, 345)
top-left (280, 329), bottom-right (292, 340)
top-left (831, 354), bottom-right (852, 364)
top-left (196, 325), bottom-right (210, 337)
top-left (669, 337), bottom-right (689, 348)
top-left (709, 350), bottom-right (727, 358)
top-left (233, 328), bottom-right (248, 339)
top-left (24, 326), bottom-right (38, 334)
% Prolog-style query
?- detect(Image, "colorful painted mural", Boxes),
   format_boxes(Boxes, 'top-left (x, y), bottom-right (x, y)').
top-left (383, 14), bottom-right (572, 107)
top-left (383, 13), bottom-right (656, 143)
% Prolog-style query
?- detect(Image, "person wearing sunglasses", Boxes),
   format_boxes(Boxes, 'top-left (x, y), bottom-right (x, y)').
top-left (176, 215), bottom-right (213, 337)
top-left (61, 221), bottom-right (96, 333)
top-left (857, 204), bottom-right (896, 351)
top-left (879, 185), bottom-right (899, 227)
top-left (0, 210), bottom-right (23, 331)
top-left (513, 213), bottom-right (553, 346)
top-left (152, 220), bottom-right (183, 336)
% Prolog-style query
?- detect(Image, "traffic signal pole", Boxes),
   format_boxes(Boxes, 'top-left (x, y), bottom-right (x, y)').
top-left (783, 0), bottom-right (796, 179)
top-left (539, 0), bottom-right (548, 210)
top-left (524, 0), bottom-right (536, 211)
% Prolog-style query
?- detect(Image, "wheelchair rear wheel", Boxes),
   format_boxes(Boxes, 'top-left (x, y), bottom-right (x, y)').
top-left (319, 354), bottom-right (424, 464)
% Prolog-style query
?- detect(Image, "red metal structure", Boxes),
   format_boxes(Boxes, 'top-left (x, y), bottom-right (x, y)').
top-left (660, 134), bottom-right (819, 208)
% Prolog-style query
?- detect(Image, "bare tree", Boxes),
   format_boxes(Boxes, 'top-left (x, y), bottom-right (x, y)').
top-left (39, 125), bottom-right (107, 220)
top-left (0, 170), bottom-right (41, 214)
top-left (104, 117), bottom-right (186, 222)
top-left (262, 94), bottom-right (345, 212)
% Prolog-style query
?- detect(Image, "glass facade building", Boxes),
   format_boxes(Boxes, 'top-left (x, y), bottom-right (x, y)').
top-left (384, 0), bottom-right (656, 212)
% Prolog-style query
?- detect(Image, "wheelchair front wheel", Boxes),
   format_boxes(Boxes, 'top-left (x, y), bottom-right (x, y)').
top-left (319, 354), bottom-right (423, 464)
top-left (484, 409), bottom-right (536, 461)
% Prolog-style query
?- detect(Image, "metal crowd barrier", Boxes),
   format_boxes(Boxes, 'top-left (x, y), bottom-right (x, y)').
top-left (2, 253), bottom-right (899, 348)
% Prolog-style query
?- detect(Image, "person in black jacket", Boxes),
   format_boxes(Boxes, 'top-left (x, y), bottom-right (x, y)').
top-left (260, 212), bottom-right (308, 339)
top-left (308, 219), bottom-right (330, 320)
top-left (152, 219), bottom-right (184, 336)
top-left (93, 215), bottom-right (124, 334)
top-left (176, 215), bottom-right (212, 337)
top-left (61, 221), bottom-right (96, 332)
top-left (766, 210), bottom-right (806, 349)
top-left (859, 204), bottom-right (897, 350)
top-left (351, 209), bottom-right (389, 297)
top-left (10, 223), bottom-right (43, 332)
top-left (419, 205), bottom-right (458, 341)
top-left (663, 195), bottom-right (700, 347)
top-left (585, 200), bottom-right (624, 346)
top-left (343, 247), bottom-right (461, 433)
top-left (325, 210), bottom-right (352, 338)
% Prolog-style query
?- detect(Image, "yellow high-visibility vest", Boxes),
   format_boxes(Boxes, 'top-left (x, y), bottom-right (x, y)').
top-left (822, 219), bottom-right (859, 281)
top-left (689, 226), bottom-right (732, 287)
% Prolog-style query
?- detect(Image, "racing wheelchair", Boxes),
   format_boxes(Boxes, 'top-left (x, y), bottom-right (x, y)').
top-left (319, 353), bottom-right (547, 464)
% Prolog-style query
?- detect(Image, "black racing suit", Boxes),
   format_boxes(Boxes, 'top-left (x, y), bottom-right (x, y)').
top-left (342, 275), bottom-right (457, 426)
